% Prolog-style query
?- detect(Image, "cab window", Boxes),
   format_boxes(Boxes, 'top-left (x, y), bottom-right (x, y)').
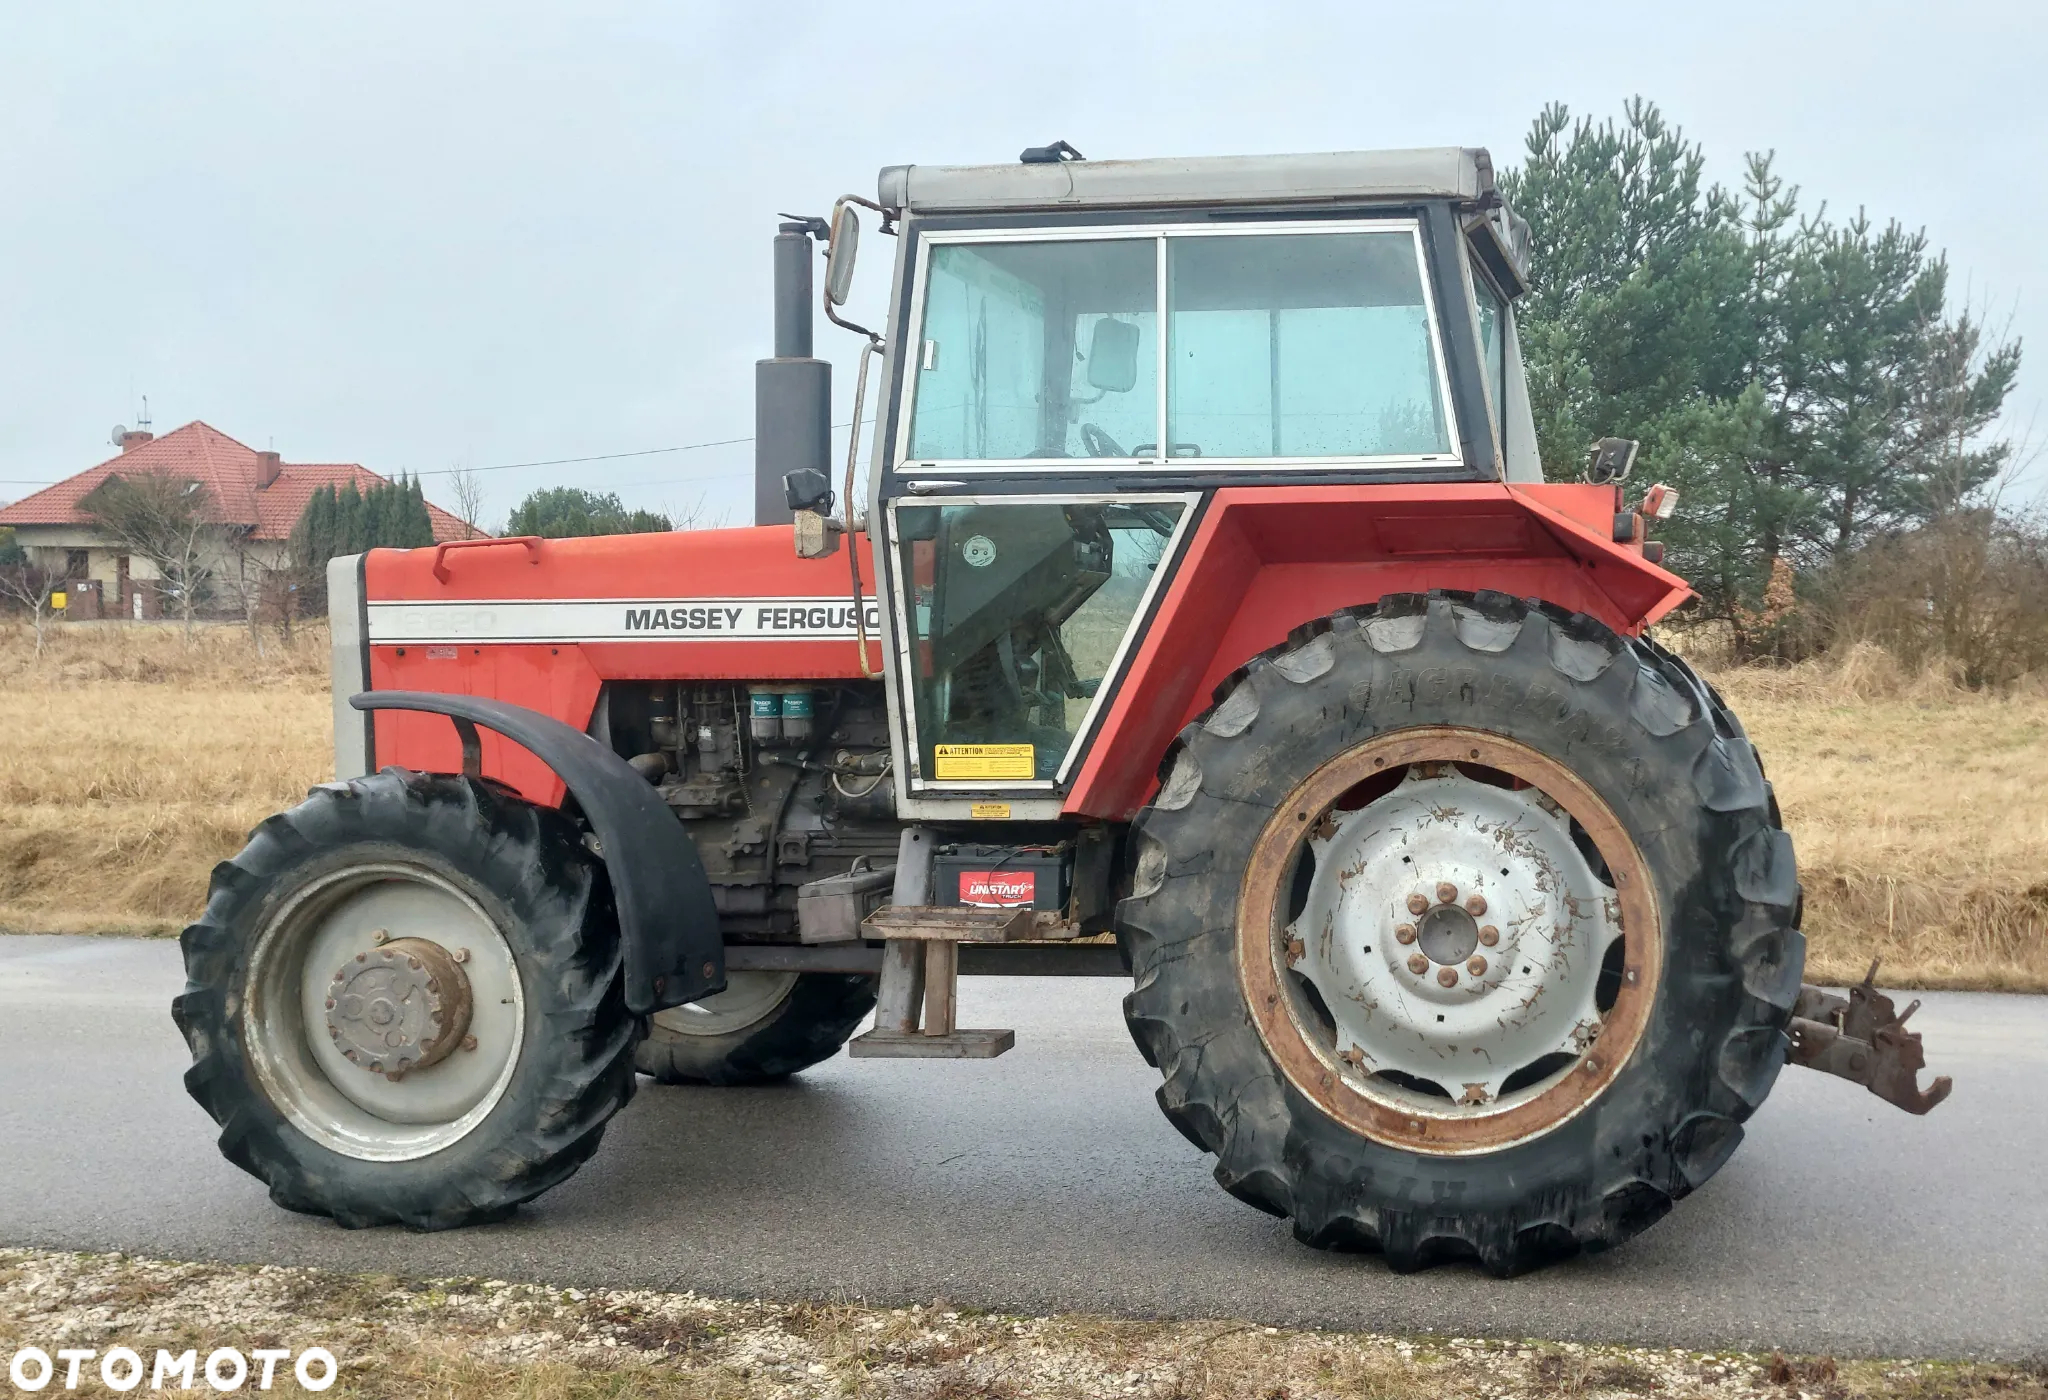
top-left (903, 224), bottom-right (1454, 468)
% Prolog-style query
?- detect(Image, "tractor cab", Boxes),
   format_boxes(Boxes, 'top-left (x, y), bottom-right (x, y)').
top-left (811, 147), bottom-right (1542, 820)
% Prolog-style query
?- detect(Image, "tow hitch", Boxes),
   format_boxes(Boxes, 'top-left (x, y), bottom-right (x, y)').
top-left (1788, 962), bottom-right (1953, 1115)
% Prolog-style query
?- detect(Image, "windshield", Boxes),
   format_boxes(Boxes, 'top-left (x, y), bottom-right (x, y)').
top-left (905, 226), bottom-right (1452, 465)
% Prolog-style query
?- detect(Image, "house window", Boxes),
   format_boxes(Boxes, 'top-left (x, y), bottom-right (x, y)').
top-left (64, 550), bottom-right (89, 579)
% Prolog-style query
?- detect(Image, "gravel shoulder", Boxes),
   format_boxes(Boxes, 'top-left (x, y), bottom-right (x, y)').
top-left (4, 1248), bottom-right (2044, 1400)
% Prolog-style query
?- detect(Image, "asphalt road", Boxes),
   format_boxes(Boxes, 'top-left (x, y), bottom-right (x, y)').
top-left (1, 934), bottom-right (2041, 1361)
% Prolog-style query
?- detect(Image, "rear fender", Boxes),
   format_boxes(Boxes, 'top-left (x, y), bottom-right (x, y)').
top-left (1062, 483), bottom-right (1692, 820)
top-left (350, 690), bottom-right (722, 1013)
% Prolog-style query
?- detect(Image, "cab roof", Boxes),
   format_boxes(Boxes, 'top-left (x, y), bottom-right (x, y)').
top-left (877, 146), bottom-right (1499, 216)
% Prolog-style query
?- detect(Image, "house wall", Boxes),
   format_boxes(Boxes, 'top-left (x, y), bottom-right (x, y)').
top-left (9, 524), bottom-right (293, 620)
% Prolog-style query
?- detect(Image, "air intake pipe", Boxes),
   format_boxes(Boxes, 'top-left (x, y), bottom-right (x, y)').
top-left (754, 221), bottom-right (832, 526)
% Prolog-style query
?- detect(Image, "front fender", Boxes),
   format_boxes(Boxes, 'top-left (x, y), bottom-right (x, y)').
top-left (350, 690), bottom-right (722, 1013)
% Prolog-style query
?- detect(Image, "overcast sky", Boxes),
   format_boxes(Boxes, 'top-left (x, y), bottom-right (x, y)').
top-left (2, 1), bottom-right (2041, 527)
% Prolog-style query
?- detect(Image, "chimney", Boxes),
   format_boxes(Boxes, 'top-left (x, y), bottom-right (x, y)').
top-left (753, 220), bottom-right (831, 526)
top-left (119, 430), bottom-right (153, 453)
top-left (255, 450), bottom-right (282, 487)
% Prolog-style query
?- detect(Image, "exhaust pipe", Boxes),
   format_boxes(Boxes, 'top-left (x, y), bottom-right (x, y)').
top-left (754, 221), bottom-right (832, 526)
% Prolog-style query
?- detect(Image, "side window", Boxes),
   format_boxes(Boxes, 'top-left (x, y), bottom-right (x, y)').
top-left (902, 224), bottom-right (1458, 469)
top-left (908, 240), bottom-right (1157, 461)
top-left (1166, 232), bottom-right (1450, 459)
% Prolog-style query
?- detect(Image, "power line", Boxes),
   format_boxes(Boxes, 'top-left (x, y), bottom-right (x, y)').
top-left (414, 418), bottom-right (872, 478)
top-left (410, 434), bottom-right (754, 477)
top-left (0, 418), bottom-right (876, 493)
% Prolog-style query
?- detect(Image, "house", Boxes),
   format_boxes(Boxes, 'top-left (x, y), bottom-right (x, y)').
top-left (0, 421), bottom-right (470, 619)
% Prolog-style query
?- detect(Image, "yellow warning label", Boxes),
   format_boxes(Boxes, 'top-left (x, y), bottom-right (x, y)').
top-left (969, 802), bottom-right (1012, 820)
top-left (934, 744), bottom-right (1035, 780)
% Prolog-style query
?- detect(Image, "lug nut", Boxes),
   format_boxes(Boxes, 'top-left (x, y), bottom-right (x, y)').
top-left (1435, 882), bottom-right (1459, 905)
top-left (1464, 895), bottom-right (1487, 916)
top-left (1406, 953), bottom-right (1429, 975)
top-left (1467, 956), bottom-right (1488, 977)
top-left (371, 929), bottom-right (389, 945)
top-left (461, 1034), bottom-right (479, 1052)
top-left (1478, 925), bottom-right (1499, 947)
top-left (1394, 923), bottom-right (1417, 945)
top-left (452, 947), bottom-right (471, 964)
top-left (1406, 893), bottom-right (1430, 916)
top-left (1436, 967), bottom-right (1460, 988)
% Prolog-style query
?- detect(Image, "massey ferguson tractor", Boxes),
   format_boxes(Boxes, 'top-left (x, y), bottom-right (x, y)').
top-left (173, 144), bottom-right (1948, 1274)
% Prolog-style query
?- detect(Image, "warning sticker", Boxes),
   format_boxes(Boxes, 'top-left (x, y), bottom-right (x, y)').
top-left (959, 870), bottom-right (1037, 907)
top-left (968, 802), bottom-right (1012, 820)
top-left (933, 744), bottom-right (1035, 780)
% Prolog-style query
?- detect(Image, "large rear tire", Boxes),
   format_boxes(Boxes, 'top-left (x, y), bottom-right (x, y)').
top-left (635, 972), bottom-right (878, 1085)
top-left (1116, 591), bottom-right (1802, 1275)
top-left (173, 768), bottom-right (641, 1230)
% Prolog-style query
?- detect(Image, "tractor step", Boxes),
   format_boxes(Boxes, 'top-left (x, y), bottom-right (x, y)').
top-left (848, 1027), bottom-right (1016, 1059)
top-left (852, 895), bottom-right (1033, 1060)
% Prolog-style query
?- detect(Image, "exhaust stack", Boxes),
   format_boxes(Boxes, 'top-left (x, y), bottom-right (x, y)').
top-left (754, 222), bottom-right (832, 526)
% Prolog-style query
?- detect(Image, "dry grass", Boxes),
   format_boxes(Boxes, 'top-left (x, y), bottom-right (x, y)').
top-left (2, 1247), bottom-right (2042, 1399)
top-left (1694, 641), bottom-right (2048, 991)
top-left (0, 621), bottom-right (329, 935)
top-left (0, 619), bottom-right (2042, 992)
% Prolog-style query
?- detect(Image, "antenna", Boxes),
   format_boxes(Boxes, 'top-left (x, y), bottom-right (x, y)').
top-left (138, 395), bottom-right (151, 431)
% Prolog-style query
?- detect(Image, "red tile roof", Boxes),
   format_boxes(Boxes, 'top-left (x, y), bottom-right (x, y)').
top-left (0, 421), bottom-right (472, 543)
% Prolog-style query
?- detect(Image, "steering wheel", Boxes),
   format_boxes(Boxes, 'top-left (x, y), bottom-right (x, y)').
top-left (1079, 423), bottom-right (1128, 459)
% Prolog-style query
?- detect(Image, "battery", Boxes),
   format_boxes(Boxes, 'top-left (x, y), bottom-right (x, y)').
top-left (932, 843), bottom-right (1070, 913)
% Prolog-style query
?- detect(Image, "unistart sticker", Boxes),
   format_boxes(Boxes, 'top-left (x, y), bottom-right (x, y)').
top-left (365, 597), bottom-right (881, 644)
top-left (933, 744), bottom-right (1034, 780)
top-left (961, 534), bottom-right (997, 568)
top-left (959, 870), bottom-right (1036, 907)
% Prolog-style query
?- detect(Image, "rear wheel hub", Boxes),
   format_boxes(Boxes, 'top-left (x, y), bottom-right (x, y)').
top-left (1286, 765), bottom-right (1615, 1108)
top-left (1240, 729), bottom-right (1662, 1154)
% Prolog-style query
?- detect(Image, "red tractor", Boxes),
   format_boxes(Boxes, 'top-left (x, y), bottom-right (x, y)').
top-left (174, 144), bottom-right (1946, 1274)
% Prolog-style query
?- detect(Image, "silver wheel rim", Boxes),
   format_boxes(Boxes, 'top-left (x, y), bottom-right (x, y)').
top-left (650, 970), bottom-right (799, 1038)
top-left (1287, 765), bottom-right (1620, 1116)
top-left (243, 863), bottom-right (525, 1163)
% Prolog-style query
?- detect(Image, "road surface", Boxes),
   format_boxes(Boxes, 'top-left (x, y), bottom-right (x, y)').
top-left (0, 934), bottom-right (2040, 1360)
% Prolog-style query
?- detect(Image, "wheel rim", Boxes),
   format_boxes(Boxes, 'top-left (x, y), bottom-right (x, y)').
top-left (649, 970), bottom-right (799, 1037)
top-left (243, 863), bottom-right (526, 1163)
top-left (1236, 728), bottom-right (1663, 1155)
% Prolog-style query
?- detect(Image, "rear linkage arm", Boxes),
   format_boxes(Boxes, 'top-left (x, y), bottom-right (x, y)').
top-left (1787, 961), bottom-right (1953, 1115)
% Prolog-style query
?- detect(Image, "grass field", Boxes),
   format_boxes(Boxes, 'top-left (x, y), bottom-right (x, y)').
top-left (0, 620), bottom-right (2042, 991)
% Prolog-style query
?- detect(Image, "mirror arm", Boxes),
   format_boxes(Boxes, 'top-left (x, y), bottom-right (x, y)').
top-left (823, 302), bottom-right (884, 345)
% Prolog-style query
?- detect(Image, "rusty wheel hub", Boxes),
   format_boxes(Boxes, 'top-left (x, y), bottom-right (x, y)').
top-left (1240, 730), bottom-right (1662, 1154)
top-left (324, 936), bottom-right (474, 1081)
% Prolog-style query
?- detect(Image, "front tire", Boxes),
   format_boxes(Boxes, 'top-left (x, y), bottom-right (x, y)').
top-left (1116, 591), bottom-right (1802, 1274)
top-left (173, 769), bottom-right (640, 1230)
top-left (636, 971), bottom-right (878, 1085)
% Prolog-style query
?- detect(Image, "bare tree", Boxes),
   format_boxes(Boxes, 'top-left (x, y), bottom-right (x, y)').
top-left (449, 467), bottom-right (487, 540)
top-left (0, 555), bottom-right (62, 658)
top-left (214, 530), bottom-right (272, 655)
top-left (80, 473), bottom-right (215, 640)
top-left (662, 490), bottom-right (727, 532)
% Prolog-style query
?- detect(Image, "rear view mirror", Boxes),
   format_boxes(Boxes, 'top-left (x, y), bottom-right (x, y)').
top-left (825, 204), bottom-right (860, 307)
top-left (1086, 318), bottom-right (1140, 393)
